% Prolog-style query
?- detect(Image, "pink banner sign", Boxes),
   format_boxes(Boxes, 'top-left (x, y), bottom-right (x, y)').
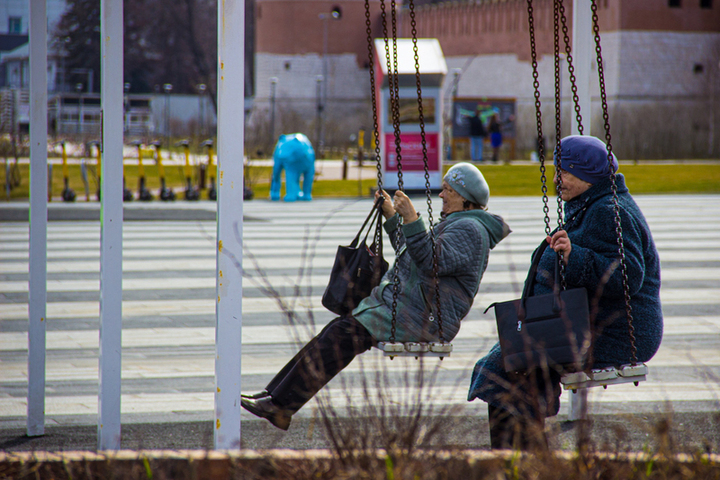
top-left (384, 133), bottom-right (439, 172)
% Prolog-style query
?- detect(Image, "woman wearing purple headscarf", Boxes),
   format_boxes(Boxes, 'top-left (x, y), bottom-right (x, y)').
top-left (468, 135), bottom-right (663, 450)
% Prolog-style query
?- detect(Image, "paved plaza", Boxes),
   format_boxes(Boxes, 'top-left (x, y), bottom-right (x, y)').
top-left (1, 195), bottom-right (719, 451)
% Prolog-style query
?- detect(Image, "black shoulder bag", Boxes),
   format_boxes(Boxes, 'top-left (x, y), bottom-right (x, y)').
top-left (488, 241), bottom-right (591, 373)
top-left (322, 198), bottom-right (389, 315)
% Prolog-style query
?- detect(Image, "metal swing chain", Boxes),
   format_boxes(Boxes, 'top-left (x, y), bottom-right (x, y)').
top-left (378, 0), bottom-right (403, 197)
top-left (526, 0), bottom-right (550, 237)
top-left (408, 1), bottom-right (429, 228)
top-left (380, 0), bottom-right (404, 344)
top-left (558, 0), bottom-right (583, 134)
top-left (553, 0), bottom-right (567, 289)
top-left (591, 0), bottom-right (637, 364)
top-left (390, 0), bottom-right (404, 193)
top-left (379, 0), bottom-right (399, 184)
top-left (364, 0), bottom-right (385, 253)
top-left (408, 0), bottom-right (444, 343)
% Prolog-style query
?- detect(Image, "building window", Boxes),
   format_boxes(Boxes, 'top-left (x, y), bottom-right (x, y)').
top-left (694, 63), bottom-right (704, 74)
top-left (700, 0), bottom-right (712, 8)
top-left (8, 17), bottom-right (22, 34)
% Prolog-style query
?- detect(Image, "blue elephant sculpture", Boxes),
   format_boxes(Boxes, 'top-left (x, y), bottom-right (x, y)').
top-left (270, 133), bottom-right (315, 202)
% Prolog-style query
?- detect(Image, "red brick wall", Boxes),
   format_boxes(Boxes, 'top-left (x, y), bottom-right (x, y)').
top-left (399, 0), bottom-right (597, 61)
top-left (400, 0), bottom-right (559, 61)
top-left (400, 0), bottom-right (719, 60)
top-left (256, 0), bottom-right (719, 64)
top-left (256, 0), bottom-right (386, 66)
top-left (618, 0), bottom-right (720, 31)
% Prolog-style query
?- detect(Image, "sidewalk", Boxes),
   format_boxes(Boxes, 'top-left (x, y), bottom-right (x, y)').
top-left (1, 412), bottom-right (718, 453)
top-left (2, 196), bottom-right (719, 455)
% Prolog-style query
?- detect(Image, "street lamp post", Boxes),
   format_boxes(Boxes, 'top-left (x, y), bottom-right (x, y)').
top-left (197, 83), bottom-right (206, 138)
top-left (449, 68), bottom-right (461, 161)
top-left (317, 7), bottom-right (341, 156)
top-left (319, 13), bottom-right (328, 155)
top-left (557, 53), bottom-right (565, 153)
top-left (163, 83), bottom-right (173, 151)
top-left (710, 60), bottom-right (720, 157)
top-left (315, 75), bottom-right (323, 152)
top-left (75, 82), bottom-right (83, 135)
top-left (123, 82), bottom-right (130, 135)
top-left (269, 77), bottom-right (278, 149)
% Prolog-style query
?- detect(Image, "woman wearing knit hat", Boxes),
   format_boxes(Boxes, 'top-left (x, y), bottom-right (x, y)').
top-left (468, 135), bottom-right (663, 450)
top-left (242, 162), bottom-right (511, 431)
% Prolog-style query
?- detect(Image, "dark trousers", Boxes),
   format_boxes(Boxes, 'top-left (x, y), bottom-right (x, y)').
top-left (488, 403), bottom-right (548, 450)
top-left (266, 315), bottom-right (375, 413)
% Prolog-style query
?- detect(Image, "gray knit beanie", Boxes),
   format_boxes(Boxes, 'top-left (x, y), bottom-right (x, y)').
top-left (443, 162), bottom-right (490, 207)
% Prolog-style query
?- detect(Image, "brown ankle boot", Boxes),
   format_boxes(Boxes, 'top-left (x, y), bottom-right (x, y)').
top-left (241, 396), bottom-right (292, 431)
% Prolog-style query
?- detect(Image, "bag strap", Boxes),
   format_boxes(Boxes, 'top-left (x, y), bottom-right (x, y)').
top-left (519, 240), bottom-right (563, 315)
top-left (553, 248), bottom-right (561, 295)
top-left (351, 197), bottom-right (384, 248)
top-left (521, 240), bottom-right (550, 300)
top-left (369, 203), bottom-right (384, 258)
top-left (485, 239), bottom-right (563, 315)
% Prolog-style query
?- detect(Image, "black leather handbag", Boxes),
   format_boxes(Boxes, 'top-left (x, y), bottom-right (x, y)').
top-left (322, 198), bottom-right (389, 315)
top-left (487, 241), bottom-right (591, 373)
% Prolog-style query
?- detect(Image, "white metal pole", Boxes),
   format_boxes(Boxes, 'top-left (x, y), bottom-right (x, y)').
top-left (569, 0), bottom-right (593, 421)
top-left (215, 0), bottom-right (245, 450)
top-left (27, 0), bottom-right (48, 438)
top-left (98, 0), bottom-right (124, 450)
top-left (571, 0), bottom-right (592, 137)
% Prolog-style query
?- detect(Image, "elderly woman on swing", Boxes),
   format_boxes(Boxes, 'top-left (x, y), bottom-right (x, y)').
top-left (468, 135), bottom-right (663, 450)
top-left (241, 163), bottom-right (510, 430)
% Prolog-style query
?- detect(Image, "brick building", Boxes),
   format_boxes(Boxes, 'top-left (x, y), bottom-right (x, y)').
top-left (252, 0), bottom-right (720, 159)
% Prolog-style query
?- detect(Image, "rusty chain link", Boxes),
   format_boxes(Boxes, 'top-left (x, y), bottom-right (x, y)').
top-left (378, 0), bottom-right (404, 343)
top-left (526, 0), bottom-right (550, 238)
top-left (553, 0), bottom-right (566, 288)
top-left (364, 0), bottom-right (383, 195)
top-left (558, 0), bottom-right (583, 135)
top-left (364, 0), bottom-right (384, 252)
top-left (408, 0), bottom-right (444, 343)
top-left (389, 0), bottom-right (404, 193)
top-left (591, 0), bottom-right (637, 364)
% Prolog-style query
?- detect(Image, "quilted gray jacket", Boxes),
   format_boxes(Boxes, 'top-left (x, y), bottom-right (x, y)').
top-left (353, 209), bottom-right (510, 342)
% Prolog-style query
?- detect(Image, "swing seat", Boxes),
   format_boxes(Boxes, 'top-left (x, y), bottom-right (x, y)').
top-left (376, 342), bottom-right (453, 359)
top-left (560, 363), bottom-right (648, 393)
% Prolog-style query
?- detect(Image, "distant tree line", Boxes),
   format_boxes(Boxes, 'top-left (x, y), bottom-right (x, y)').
top-left (54, 0), bottom-right (219, 111)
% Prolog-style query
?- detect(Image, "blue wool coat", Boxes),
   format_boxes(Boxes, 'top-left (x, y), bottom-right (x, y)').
top-left (468, 174), bottom-right (663, 417)
top-left (354, 209), bottom-right (510, 343)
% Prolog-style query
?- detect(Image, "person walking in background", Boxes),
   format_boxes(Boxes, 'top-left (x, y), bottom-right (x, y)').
top-left (488, 112), bottom-right (516, 164)
top-left (469, 106), bottom-right (487, 163)
top-left (488, 113), bottom-right (503, 163)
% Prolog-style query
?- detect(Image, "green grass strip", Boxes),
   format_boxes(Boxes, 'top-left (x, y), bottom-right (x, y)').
top-left (1, 162), bottom-right (718, 201)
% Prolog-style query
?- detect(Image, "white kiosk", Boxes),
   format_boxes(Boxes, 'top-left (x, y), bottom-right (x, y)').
top-left (374, 38), bottom-right (447, 192)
